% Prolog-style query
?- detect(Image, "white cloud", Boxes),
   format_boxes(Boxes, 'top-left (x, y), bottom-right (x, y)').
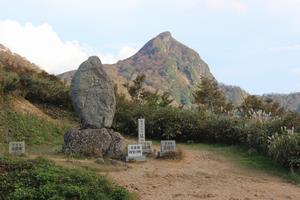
top-left (0, 19), bottom-right (139, 74)
top-left (0, 19), bottom-right (88, 74)
top-left (270, 44), bottom-right (300, 52)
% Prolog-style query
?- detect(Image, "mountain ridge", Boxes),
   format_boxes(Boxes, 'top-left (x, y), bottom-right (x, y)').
top-left (58, 32), bottom-right (250, 107)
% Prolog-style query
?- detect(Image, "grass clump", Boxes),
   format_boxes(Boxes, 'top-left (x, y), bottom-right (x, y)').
top-left (0, 156), bottom-right (133, 200)
top-left (0, 108), bottom-right (72, 145)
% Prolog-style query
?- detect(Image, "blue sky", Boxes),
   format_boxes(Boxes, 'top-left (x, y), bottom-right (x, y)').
top-left (0, 0), bottom-right (299, 95)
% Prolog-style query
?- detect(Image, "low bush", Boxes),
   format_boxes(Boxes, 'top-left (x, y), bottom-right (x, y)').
top-left (268, 131), bottom-right (300, 170)
top-left (113, 98), bottom-right (300, 170)
top-left (0, 69), bottom-right (20, 93)
top-left (0, 156), bottom-right (132, 200)
top-left (0, 66), bottom-right (71, 109)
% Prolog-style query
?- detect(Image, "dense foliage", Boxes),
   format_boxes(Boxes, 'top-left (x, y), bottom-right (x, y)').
top-left (0, 65), bottom-right (71, 109)
top-left (114, 98), bottom-right (300, 169)
top-left (239, 95), bottom-right (285, 117)
top-left (193, 76), bottom-right (233, 113)
top-left (114, 75), bottom-right (300, 170)
top-left (0, 156), bottom-right (132, 200)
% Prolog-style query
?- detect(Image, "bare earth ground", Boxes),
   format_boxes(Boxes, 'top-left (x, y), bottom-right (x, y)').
top-left (25, 144), bottom-right (300, 200)
top-left (107, 147), bottom-right (300, 200)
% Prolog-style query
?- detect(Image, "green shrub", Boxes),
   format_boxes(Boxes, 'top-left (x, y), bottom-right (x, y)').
top-left (204, 114), bottom-right (244, 144)
top-left (268, 131), bottom-right (300, 169)
top-left (22, 73), bottom-right (70, 108)
top-left (0, 156), bottom-right (132, 200)
top-left (0, 66), bottom-right (71, 109)
top-left (0, 68), bottom-right (20, 93)
top-left (114, 97), bottom-right (300, 170)
top-left (243, 120), bottom-right (270, 153)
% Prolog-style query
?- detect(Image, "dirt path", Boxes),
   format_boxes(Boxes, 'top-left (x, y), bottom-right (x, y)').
top-left (107, 147), bottom-right (300, 200)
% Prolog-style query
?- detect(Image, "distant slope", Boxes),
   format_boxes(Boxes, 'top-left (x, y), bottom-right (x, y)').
top-left (59, 32), bottom-right (214, 105)
top-left (263, 93), bottom-right (300, 112)
top-left (0, 43), bottom-right (78, 145)
top-left (58, 32), bottom-right (249, 106)
top-left (57, 33), bottom-right (299, 110)
top-left (0, 43), bottom-right (41, 72)
top-left (219, 84), bottom-right (249, 106)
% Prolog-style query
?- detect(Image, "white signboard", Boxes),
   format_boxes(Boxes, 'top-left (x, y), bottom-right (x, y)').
top-left (160, 140), bottom-right (176, 155)
top-left (9, 141), bottom-right (25, 155)
top-left (140, 141), bottom-right (152, 153)
top-left (128, 144), bottom-right (143, 158)
top-left (138, 118), bottom-right (145, 143)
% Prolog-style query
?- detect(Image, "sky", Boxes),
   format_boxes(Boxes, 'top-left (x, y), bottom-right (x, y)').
top-left (0, 0), bottom-right (299, 95)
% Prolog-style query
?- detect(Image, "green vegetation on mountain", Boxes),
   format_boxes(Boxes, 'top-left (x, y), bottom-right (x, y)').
top-left (239, 95), bottom-right (285, 117)
top-left (0, 46), bottom-right (131, 200)
top-left (115, 75), bottom-right (300, 171)
top-left (57, 32), bottom-right (300, 111)
top-left (0, 99), bottom-right (75, 146)
top-left (58, 32), bottom-right (214, 106)
top-left (193, 76), bottom-right (233, 113)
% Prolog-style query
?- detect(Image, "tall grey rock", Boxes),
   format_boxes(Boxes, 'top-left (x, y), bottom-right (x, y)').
top-left (64, 56), bottom-right (125, 158)
top-left (70, 56), bottom-right (116, 128)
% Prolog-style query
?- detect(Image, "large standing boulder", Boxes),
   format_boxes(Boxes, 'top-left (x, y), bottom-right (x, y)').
top-left (70, 56), bottom-right (116, 128)
top-left (62, 128), bottom-right (125, 158)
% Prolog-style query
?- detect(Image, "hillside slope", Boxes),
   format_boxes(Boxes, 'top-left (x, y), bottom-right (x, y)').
top-left (58, 33), bottom-right (299, 110)
top-left (263, 93), bottom-right (300, 112)
top-left (59, 32), bottom-right (219, 105)
top-left (219, 84), bottom-right (249, 106)
top-left (0, 43), bottom-right (78, 145)
top-left (0, 43), bottom-right (40, 72)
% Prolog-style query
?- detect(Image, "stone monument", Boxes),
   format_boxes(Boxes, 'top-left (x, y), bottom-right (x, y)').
top-left (62, 56), bottom-right (125, 158)
top-left (160, 140), bottom-right (176, 156)
top-left (9, 141), bottom-right (25, 155)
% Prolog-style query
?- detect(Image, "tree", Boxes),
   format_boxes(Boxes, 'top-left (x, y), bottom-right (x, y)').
top-left (123, 74), bottom-right (146, 102)
top-left (124, 74), bottom-right (173, 107)
top-left (193, 76), bottom-right (232, 113)
top-left (239, 95), bottom-right (285, 117)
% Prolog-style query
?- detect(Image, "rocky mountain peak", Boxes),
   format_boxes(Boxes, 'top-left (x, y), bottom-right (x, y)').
top-left (157, 31), bottom-right (172, 39)
top-left (113, 31), bottom-right (214, 105)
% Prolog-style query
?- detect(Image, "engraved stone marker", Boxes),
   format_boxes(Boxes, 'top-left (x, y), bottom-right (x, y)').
top-left (9, 141), bottom-right (25, 155)
top-left (140, 141), bottom-right (152, 153)
top-left (160, 140), bottom-right (176, 155)
top-left (138, 119), bottom-right (145, 143)
top-left (126, 144), bottom-right (145, 162)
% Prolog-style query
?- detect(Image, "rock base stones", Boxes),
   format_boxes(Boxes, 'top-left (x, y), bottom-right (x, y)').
top-left (62, 128), bottom-right (125, 158)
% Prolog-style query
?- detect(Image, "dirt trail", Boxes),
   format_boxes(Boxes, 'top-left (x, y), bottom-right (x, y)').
top-left (107, 147), bottom-right (300, 200)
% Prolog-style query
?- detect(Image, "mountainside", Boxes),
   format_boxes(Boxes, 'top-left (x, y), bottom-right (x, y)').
top-left (263, 93), bottom-right (300, 112)
top-left (115, 32), bottom-right (214, 105)
top-left (59, 32), bottom-right (249, 106)
top-left (0, 43), bottom-right (41, 72)
top-left (60, 32), bottom-right (215, 105)
top-left (219, 84), bottom-right (249, 106)
top-left (58, 32), bottom-right (299, 110)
